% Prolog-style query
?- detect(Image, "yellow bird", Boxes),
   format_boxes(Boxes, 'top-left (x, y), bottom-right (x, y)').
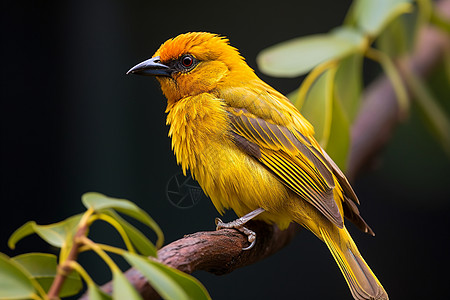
top-left (127, 32), bottom-right (388, 300)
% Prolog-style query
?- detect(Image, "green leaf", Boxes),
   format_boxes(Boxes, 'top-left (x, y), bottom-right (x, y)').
top-left (366, 48), bottom-right (410, 114)
top-left (102, 209), bottom-right (157, 257)
top-left (343, 0), bottom-right (358, 26)
top-left (8, 214), bottom-right (82, 250)
top-left (12, 253), bottom-right (82, 298)
top-left (87, 282), bottom-right (113, 300)
top-left (0, 253), bottom-right (37, 300)
top-left (325, 97), bottom-right (351, 171)
top-left (257, 27), bottom-right (365, 77)
top-left (334, 53), bottom-right (363, 122)
top-left (148, 261), bottom-right (211, 300)
top-left (415, 0), bottom-right (432, 26)
top-left (376, 10), bottom-right (418, 57)
top-left (124, 253), bottom-right (186, 300)
top-left (405, 69), bottom-right (450, 155)
top-left (297, 68), bottom-right (335, 147)
top-left (82, 192), bottom-right (164, 249)
top-left (286, 88), bottom-right (299, 104)
top-left (429, 4), bottom-right (450, 34)
top-left (352, 0), bottom-right (413, 37)
top-left (112, 269), bottom-right (142, 300)
top-left (123, 253), bottom-right (211, 300)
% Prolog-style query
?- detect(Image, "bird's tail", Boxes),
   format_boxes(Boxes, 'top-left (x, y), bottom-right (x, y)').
top-left (319, 226), bottom-right (388, 300)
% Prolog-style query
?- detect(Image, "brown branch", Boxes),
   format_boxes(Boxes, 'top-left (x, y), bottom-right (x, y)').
top-left (79, 222), bottom-right (299, 299)
top-left (80, 1), bottom-right (450, 299)
top-left (49, 217), bottom-right (90, 299)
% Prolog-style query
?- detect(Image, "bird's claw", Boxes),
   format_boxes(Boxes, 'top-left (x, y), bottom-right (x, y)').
top-left (214, 217), bottom-right (223, 227)
top-left (215, 217), bottom-right (257, 250)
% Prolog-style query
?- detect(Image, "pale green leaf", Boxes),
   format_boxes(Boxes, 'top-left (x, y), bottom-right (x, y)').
top-left (123, 253), bottom-right (187, 300)
top-left (12, 253), bottom-right (82, 298)
top-left (415, 0), bottom-right (432, 26)
top-left (352, 0), bottom-right (413, 37)
top-left (376, 10), bottom-right (418, 57)
top-left (405, 70), bottom-right (450, 155)
top-left (147, 260), bottom-right (211, 300)
top-left (429, 5), bottom-right (450, 34)
top-left (257, 27), bottom-right (365, 77)
top-left (0, 253), bottom-right (37, 300)
top-left (8, 222), bottom-right (35, 249)
top-left (365, 47), bottom-right (410, 114)
top-left (286, 88), bottom-right (299, 104)
top-left (112, 269), bottom-right (143, 300)
top-left (325, 97), bottom-right (351, 171)
top-left (8, 214), bottom-right (82, 249)
top-left (123, 252), bottom-right (211, 300)
top-left (87, 282), bottom-right (113, 300)
top-left (297, 68), bottom-right (335, 147)
top-left (102, 210), bottom-right (157, 257)
top-left (334, 53), bottom-right (363, 122)
top-left (82, 192), bottom-right (164, 249)
top-left (343, 0), bottom-right (359, 26)
top-left (330, 26), bottom-right (366, 45)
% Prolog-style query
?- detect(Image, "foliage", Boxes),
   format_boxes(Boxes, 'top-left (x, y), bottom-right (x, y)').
top-left (258, 0), bottom-right (450, 170)
top-left (1, 193), bottom-right (211, 300)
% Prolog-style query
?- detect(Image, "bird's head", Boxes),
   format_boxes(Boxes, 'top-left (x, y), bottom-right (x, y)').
top-left (127, 32), bottom-right (256, 104)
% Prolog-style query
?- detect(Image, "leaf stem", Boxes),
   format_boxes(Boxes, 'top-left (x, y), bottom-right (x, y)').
top-left (295, 60), bottom-right (338, 110)
top-left (320, 66), bottom-right (338, 149)
top-left (399, 61), bottom-right (450, 155)
top-left (365, 47), bottom-right (410, 116)
top-left (31, 280), bottom-right (50, 300)
top-left (29, 292), bottom-right (44, 300)
top-left (430, 5), bottom-right (450, 34)
top-left (79, 242), bottom-right (127, 256)
top-left (91, 213), bottom-right (136, 254)
top-left (47, 213), bottom-right (90, 300)
top-left (79, 236), bottom-right (120, 273)
top-left (96, 243), bottom-right (128, 256)
top-left (67, 260), bottom-right (95, 287)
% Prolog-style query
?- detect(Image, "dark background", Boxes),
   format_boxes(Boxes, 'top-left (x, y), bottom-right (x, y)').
top-left (1, 0), bottom-right (449, 299)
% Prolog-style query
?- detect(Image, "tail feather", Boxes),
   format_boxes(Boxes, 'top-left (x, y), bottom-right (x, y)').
top-left (320, 227), bottom-right (388, 300)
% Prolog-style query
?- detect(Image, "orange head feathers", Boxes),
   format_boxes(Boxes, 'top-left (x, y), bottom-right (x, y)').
top-left (154, 32), bottom-right (243, 66)
top-left (127, 32), bottom-right (257, 105)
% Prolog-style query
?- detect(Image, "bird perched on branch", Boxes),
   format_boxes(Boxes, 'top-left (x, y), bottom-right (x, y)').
top-left (127, 32), bottom-right (388, 300)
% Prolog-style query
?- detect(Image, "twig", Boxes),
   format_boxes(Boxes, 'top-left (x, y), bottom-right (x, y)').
top-left (48, 222), bottom-right (90, 299)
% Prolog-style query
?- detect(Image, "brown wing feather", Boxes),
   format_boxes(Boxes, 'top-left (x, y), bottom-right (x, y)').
top-left (320, 150), bottom-right (375, 235)
top-left (342, 196), bottom-right (375, 236)
top-left (321, 149), bottom-right (359, 204)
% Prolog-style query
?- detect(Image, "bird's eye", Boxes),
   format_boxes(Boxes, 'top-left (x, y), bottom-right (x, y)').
top-left (181, 55), bottom-right (194, 68)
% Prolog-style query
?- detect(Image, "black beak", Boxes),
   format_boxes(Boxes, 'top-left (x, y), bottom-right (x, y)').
top-left (126, 56), bottom-right (171, 76)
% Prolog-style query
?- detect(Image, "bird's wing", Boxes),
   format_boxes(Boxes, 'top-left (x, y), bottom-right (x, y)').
top-left (227, 107), bottom-right (344, 228)
top-left (320, 147), bottom-right (374, 235)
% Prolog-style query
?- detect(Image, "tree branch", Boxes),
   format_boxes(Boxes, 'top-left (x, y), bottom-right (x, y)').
top-left (90, 222), bottom-right (299, 299)
top-left (80, 1), bottom-right (450, 298)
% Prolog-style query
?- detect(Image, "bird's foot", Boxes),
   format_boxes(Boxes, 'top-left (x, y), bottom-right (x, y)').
top-left (214, 207), bottom-right (265, 250)
top-left (215, 217), bottom-right (257, 250)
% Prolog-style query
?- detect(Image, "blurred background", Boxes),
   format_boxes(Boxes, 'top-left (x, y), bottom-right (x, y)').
top-left (1, 0), bottom-right (449, 299)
